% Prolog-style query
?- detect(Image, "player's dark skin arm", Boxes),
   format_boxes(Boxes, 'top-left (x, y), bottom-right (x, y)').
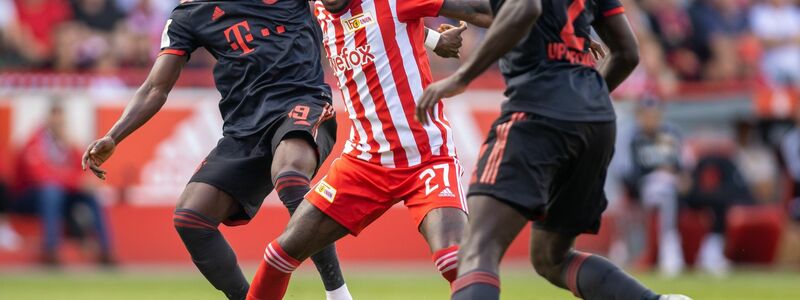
top-left (592, 14), bottom-right (639, 92)
top-left (416, 0), bottom-right (541, 124)
top-left (82, 55), bottom-right (187, 179)
top-left (438, 0), bottom-right (493, 28)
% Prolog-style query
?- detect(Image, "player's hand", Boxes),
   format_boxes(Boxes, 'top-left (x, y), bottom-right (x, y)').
top-left (416, 74), bottom-right (468, 125)
top-left (589, 39), bottom-right (607, 61)
top-left (82, 136), bottom-right (116, 180)
top-left (434, 21), bottom-right (468, 59)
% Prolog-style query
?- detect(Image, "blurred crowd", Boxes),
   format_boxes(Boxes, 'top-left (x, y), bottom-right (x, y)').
top-left (0, 0), bottom-right (181, 72)
top-left (1, 0), bottom-right (800, 91)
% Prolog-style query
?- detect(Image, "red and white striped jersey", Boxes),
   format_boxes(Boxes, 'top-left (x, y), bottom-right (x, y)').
top-left (313, 0), bottom-right (457, 168)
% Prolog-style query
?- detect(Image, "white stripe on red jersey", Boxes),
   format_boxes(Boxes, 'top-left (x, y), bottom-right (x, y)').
top-left (314, 0), bottom-right (456, 168)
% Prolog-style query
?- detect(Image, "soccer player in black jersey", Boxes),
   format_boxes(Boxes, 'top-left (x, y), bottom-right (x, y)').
top-left (81, 1), bottom-right (348, 299)
top-left (417, 0), bottom-right (691, 299)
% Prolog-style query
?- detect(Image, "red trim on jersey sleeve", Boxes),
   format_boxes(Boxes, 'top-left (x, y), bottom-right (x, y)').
top-left (158, 49), bottom-right (188, 57)
top-left (397, 0), bottom-right (445, 21)
top-left (602, 6), bottom-right (625, 17)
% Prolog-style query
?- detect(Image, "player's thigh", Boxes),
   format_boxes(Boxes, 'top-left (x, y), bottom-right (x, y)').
top-left (277, 200), bottom-right (349, 260)
top-left (419, 207), bottom-right (468, 252)
top-left (459, 195), bottom-right (528, 273)
top-left (271, 136), bottom-right (318, 178)
top-left (269, 101), bottom-right (337, 179)
top-left (176, 182), bottom-right (241, 223)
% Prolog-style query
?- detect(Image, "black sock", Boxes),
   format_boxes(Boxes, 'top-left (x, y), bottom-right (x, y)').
top-left (173, 209), bottom-right (248, 300)
top-left (275, 171), bottom-right (346, 291)
top-left (451, 270), bottom-right (500, 300)
top-left (564, 251), bottom-right (659, 300)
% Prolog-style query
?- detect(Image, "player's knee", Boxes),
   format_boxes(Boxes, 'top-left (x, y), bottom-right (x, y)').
top-left (272, 137), bottom-right (317, 177)
top-left (173, 209), bottom-right (219, 236)
top-left (458, 236), bottom-right (501, 271)
top-left (530, 246), bottom-right (568, 284)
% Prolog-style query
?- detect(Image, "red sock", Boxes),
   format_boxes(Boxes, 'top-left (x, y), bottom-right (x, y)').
top-left (432, 245), bottom-right (460, 283)
top-left (247, 241), bottom-right (300, 300)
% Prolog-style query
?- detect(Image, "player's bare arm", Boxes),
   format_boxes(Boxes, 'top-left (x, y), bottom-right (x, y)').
top-left (82, 54), bottom-right (187, 180)
top-left (592, 13), bottom-right (639, 92)
top-left (416, 0), bottom-right (542, 124)
top-left (438, 0), bottom-right (493, 28)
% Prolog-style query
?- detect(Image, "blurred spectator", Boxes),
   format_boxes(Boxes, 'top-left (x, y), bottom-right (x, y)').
top-left (115, 0), bottom-right (169, 67)
top-left (0, 0), bottom-right (18, 67)
top-left (623, 96), bottom-right (687, 276)
top-left (0, 177), bottom-right (21, 251)
top-left (5, 0), bottom-right (73, 67)
top-left (71, 0), bottom-right (125, 32)
top-left (688, 0), bottom-right (754, 81)
top-left (612, 0), bottom-right (680, 100)
top-left (683, 152), bottom-right (755, 276)
top-left (734, 118), bottom-right (781, 203)
top-left (781, 110), bottom-right (800, 221)
top-left (12, 104), bottom-right (113, 266)
top-left (641, 0), bottom-right (701, 80)
top-left (749, 0), bottom-right (800, 87)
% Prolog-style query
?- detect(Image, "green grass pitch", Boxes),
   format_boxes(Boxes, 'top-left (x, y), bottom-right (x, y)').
top-left (1, 266), bottom-right (799, 299)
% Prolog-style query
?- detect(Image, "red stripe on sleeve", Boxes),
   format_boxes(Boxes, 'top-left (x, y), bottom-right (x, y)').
top-left (158, 49), bottom-right (187, 57)
top-left (603, 6), bottom-right (625, 17)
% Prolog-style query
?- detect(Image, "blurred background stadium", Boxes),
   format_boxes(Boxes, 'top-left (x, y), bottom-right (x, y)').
top-left (1, 0), bottom-right (800, 299)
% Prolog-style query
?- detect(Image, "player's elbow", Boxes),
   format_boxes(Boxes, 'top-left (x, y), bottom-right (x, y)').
top-left (518, 0), bottom-right (542, 22)
top-left (138, 80), bottom-right (171, 104)
top-left (473, 14), bottom-right (494, 28)
top-left (618, 48), bottom-right (640, 71)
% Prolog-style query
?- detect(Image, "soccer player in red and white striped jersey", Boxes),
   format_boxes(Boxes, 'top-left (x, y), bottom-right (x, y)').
top-left (246, 0), bottom-right (493, 299)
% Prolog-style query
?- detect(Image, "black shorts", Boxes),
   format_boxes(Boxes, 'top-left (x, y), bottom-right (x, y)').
top-left (468, 112), bottom-right (615, 235)
top-left (190, 100), bottom-right (337, 225)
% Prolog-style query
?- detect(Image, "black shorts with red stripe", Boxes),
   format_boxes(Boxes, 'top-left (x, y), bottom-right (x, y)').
top-left (467, 111), bottom-right (615, 235)
top-left (190, 98), bottom-right (336, 226)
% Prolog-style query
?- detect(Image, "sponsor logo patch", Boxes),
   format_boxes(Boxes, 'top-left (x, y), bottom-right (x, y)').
top-left (327, 45), bottom-right (375, 74)
top-left (315, 179), bottom-right (337, 203)
top-left (342, 12), bottom-right (375, 33)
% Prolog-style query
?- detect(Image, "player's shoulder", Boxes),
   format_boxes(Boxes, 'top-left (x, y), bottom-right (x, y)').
top-left (168, 0), bottom-right (202, 19)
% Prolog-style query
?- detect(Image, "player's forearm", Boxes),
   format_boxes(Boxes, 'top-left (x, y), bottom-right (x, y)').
top-left (439, 0), bottom-right (494, 28)
top-left (105, 55), bottom-right (185, 144)
top-left (451, 0), bottom-right (540, 84)
top-left (105, 84), bottom-right (169, 144)
top-left (599, 50), bottom-right (638, 92)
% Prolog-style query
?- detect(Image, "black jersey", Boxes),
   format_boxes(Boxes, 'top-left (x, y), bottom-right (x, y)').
top-left (160, 0), bottom-right (332, 136)
top-left (489, 0), bottom-right (624, 122)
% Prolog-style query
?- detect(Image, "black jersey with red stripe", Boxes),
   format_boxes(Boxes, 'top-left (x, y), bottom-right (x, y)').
top-left (489, 0), bottom-right (624, 122)
top-left (160, 0), bottom-right (331, 136)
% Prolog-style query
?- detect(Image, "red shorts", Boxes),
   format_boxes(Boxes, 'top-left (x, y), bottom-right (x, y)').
top-left (306, 155), bottom-right (467, 235)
